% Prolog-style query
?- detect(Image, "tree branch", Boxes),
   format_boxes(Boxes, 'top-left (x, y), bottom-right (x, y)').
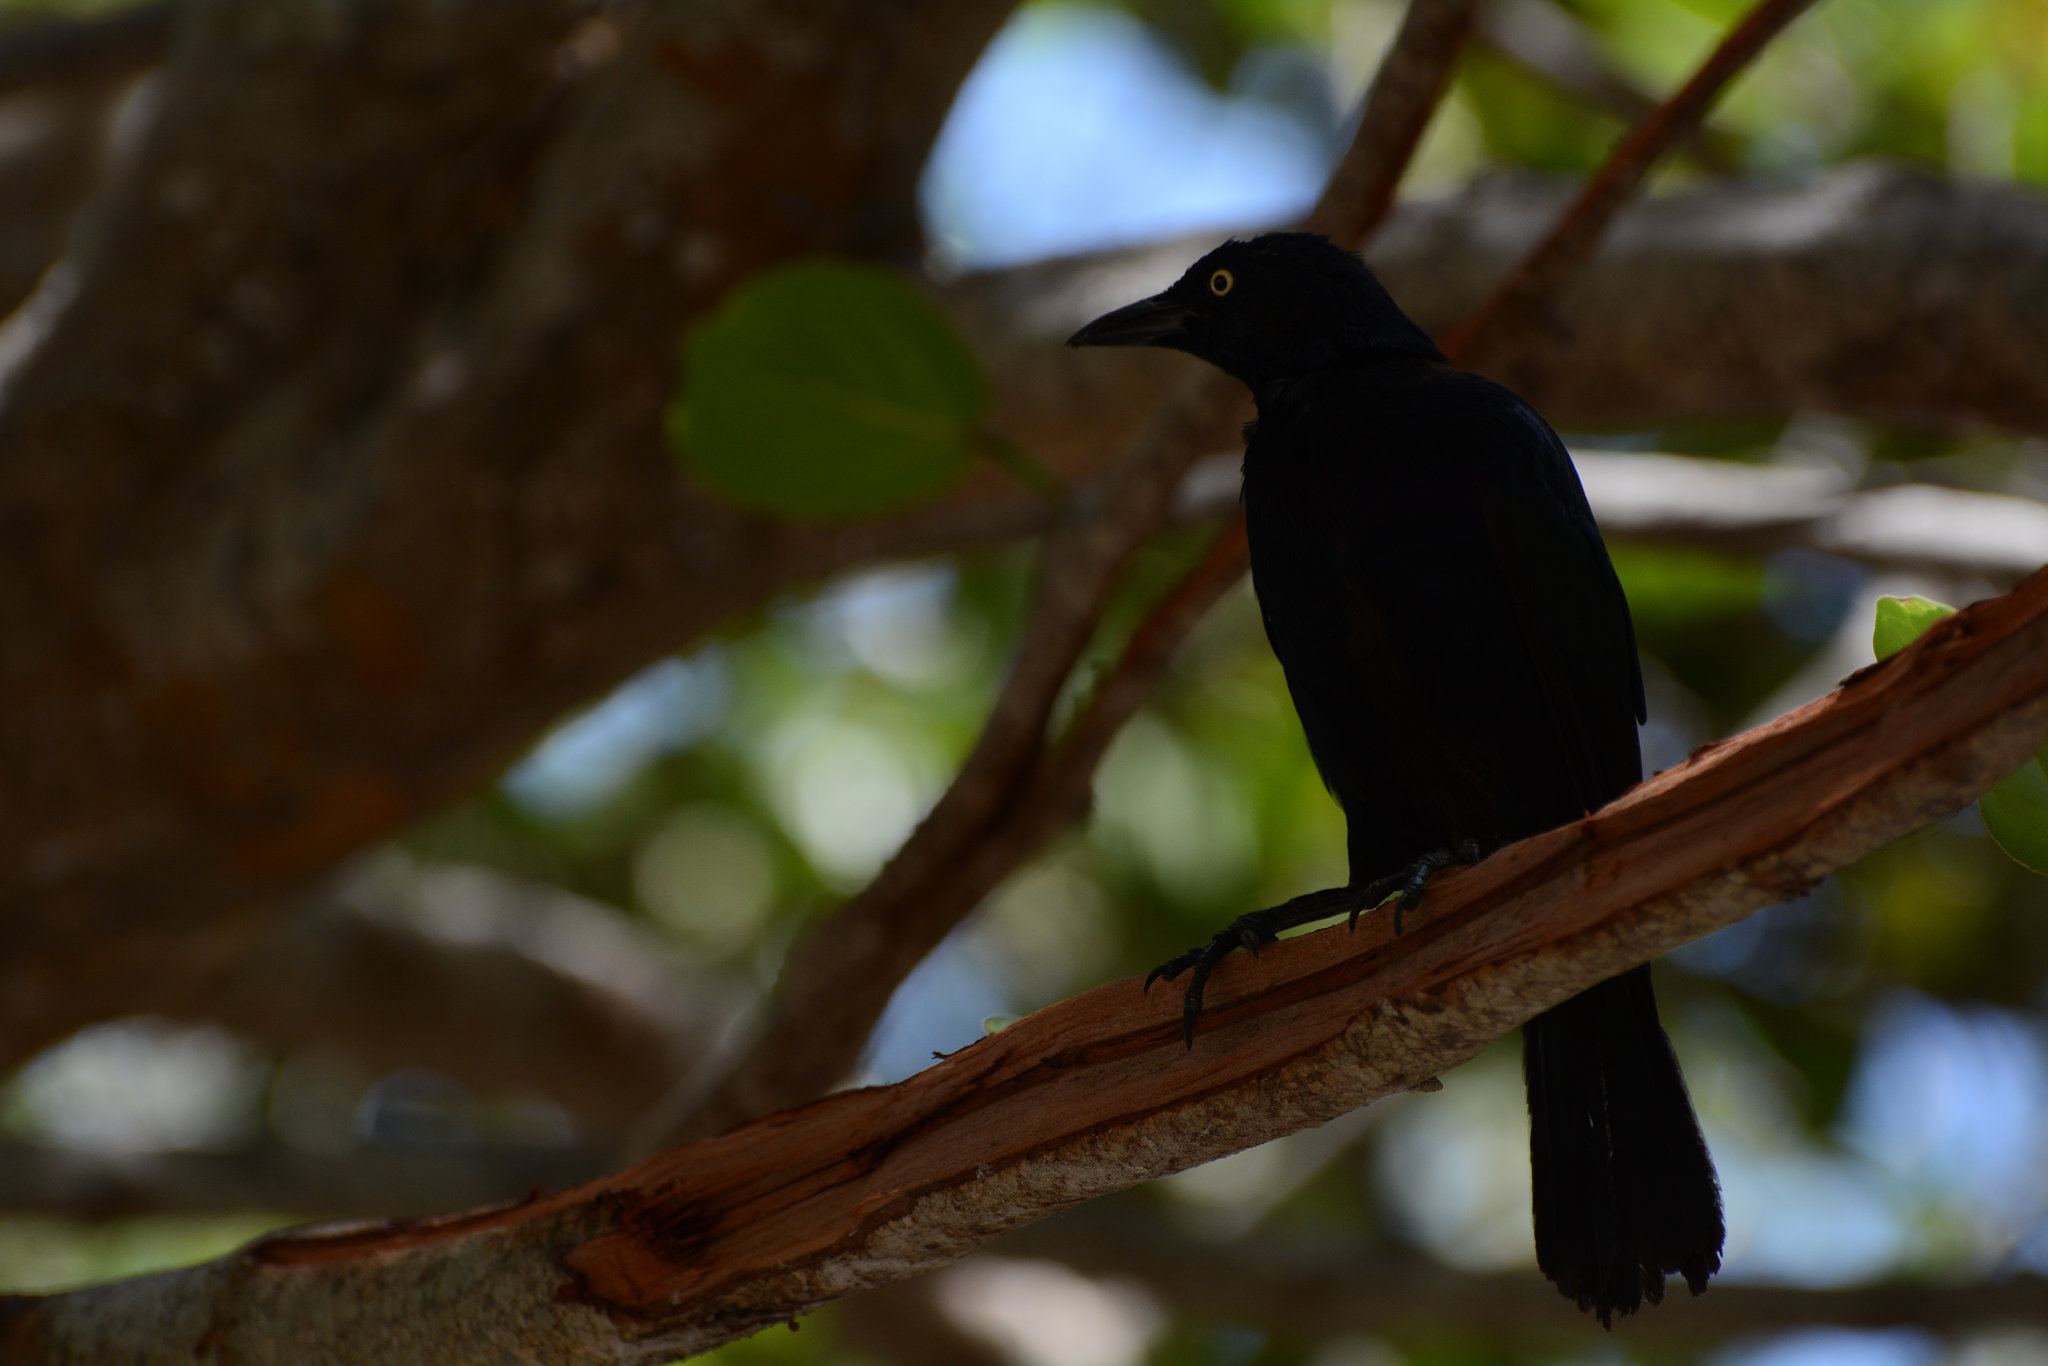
top-left (186, 859), bottom-right (721, 1136)
top-left (1474, 0), bottom-right (1734, 173)
top-left (865, 0), bottom-right (1836, 1175)
top-left (953, 167), bottom-right (2048, 454)
top-left (4, 0), bottom-right (2044, 1091)
top-left (1579, 459), bottom-right (2048, 580)
top-left (646, 0), bottom-right (1481, 1150)
top-left (1305, 0), bottom-right (1476, 243)
top-left (1440, 0), bottom-right (1821, 360)
top-left (7, 568), bottom-right (2045, 1364)
top-left (1164, 453), bottom-right (2048, 581)
top-left (636, 369), bottom-right (1247, 1148)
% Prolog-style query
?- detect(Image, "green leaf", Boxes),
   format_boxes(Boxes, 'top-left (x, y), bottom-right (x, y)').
top-left (669, 258), bottom-right (986, 519)
top-left (1871, 594), bottom-right (1957, 661)
top-left (1871, 594), bottom-right (2048, 876)
top-left (1981, 755), bottom-right (2048, 877)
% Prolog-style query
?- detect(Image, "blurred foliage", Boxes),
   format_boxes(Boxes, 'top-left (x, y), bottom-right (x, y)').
top-left (8, 4), bottom-right (2048, 1366)
top-left (1459, 44), bottom-right (1625, 174)
top-left (0, 1214), bottom-right (286, 1297)
top-left (1110, 0), bottom-right (2048, 185)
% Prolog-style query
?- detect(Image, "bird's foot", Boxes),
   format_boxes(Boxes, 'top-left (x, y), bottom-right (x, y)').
top-left (1347, 839), bottom-right (1484, 936)
top-left (1144, 885), bottom-right (1359, 1048)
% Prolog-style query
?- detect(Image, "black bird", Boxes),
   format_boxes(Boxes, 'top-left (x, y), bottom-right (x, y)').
top-left (1068, 232), bottom-right (1723, 1323)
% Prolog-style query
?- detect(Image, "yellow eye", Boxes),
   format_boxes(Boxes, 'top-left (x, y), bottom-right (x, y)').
top-left (1209, 268), bottom-right (1234, 296)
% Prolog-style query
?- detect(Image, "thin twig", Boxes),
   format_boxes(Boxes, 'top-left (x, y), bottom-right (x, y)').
top-left (638, 0), bottom-right (1485, 1154)
top-left (1308, 0), bottom-right (1480, 242)
top-left (1439, 0), bottom-right (1821, 362)
top-left (1475, 0), bottom-right (1734, 174)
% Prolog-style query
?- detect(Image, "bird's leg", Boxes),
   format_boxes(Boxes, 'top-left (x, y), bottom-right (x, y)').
top-left (1146, 839), bottom-right (1489, 1048)
top-left (1348, 838), bottom-right (1486, 936)
top-left (1145, 884), bottom-right (1361, 1048)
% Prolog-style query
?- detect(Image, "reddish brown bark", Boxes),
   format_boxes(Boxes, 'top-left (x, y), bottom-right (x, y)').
top-left (1, 0), bottom-right (2045, 1095)
top-left (7, 567), bottom-right (2046, 1365)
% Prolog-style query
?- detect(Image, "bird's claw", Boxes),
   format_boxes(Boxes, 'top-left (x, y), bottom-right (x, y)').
top-left (1145, 886), bottom-right (1363, 1047)
top-left (1145, 917), bottom-right (1286, 1047)
top-left (1143, 949), bottom-right (1205, 992)
top-left (1347, 842), bottom-right (1487, 935)
top-left (1147, 854), bottom-right (1480, 1046)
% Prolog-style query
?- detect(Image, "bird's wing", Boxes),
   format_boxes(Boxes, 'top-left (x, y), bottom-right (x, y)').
top-left (1475, 400), bottom-right (1646, 812)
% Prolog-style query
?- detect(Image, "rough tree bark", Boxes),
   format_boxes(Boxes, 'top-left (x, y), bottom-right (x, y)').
top-left (3, 0), bottom-right (2044, 1351)
top-left (5, 566), bottom-right (2047, 1363)
top-left (2, 0), bottom-right (2044, 1083)
top-left (0, 0), bottom-right (1016, 1069)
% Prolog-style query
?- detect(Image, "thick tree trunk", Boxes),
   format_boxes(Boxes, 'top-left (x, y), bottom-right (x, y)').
top-left (1, 0), bottom-right (2043, 1085)
top-left (0, 0), bottom-right (1014, 1067)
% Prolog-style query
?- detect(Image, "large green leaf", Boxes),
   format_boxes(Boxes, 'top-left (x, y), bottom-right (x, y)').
top-left (1872, 594), bottom-right (2047, 876)
top-left (669, 259), bottom-right (986, 519)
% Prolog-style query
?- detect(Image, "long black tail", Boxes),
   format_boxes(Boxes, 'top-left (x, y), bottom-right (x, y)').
top-left (1523, 965), bottom-right (1723, 1325)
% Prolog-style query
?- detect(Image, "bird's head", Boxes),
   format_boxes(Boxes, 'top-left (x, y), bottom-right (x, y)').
top-left (1065, 232), bottom-right (1441, 389)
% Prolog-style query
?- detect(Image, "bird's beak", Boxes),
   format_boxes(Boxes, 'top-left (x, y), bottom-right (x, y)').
top-left (1066, 293), bottom-right (1193, 349)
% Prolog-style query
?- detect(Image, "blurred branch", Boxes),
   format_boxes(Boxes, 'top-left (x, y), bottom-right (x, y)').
top-left (1441, 0), bottom-right (1820, 360)
top-left (1581, 459), bottom-right (2048, 580)
top-left (952, 166), bottom-right (2048, 455)
top-left (4, 0), bottom-right (2045, 1095)
top-left (8, 567), bottom-right (2048, 1363)
top-left (645, 0), bottom-right (1480, 1151)
top-left (188, 860), bottom-right (719, 1136)
top-left (0, 1138), bottom-right (610, 1223)
top-left (1474, 0), bottom-right (1735, 173)
top-left (1167, 452), bottom-right (2048, 582)
top-left (1306, 0), bottom-right (1477, 242)
top-left (997, 1203), bottom-right (2048, 1350)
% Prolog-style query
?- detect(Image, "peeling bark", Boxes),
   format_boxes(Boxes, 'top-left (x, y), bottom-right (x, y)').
top-left (6, 568), bottom-right (2045, 1365)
